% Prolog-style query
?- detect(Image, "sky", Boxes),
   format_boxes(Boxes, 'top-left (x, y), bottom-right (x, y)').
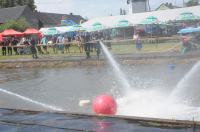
top-left (35, 0), bottom-right (187, 19)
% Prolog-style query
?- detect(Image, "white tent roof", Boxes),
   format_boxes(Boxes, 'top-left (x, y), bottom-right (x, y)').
top-left (81, 5), bottom-right (200, 28)
top-left (39, 26), bottom-right (75, 35)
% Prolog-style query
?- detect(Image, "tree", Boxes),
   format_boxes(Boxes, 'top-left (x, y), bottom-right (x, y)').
top-left (186, 0), bottom-right (199, 7)
top-left (0, 0), bottom-right (10, 8)
top-left (16, 0), bottom-right (24, 6)
top-left (8, 0), bottom-right (16, 7)
top-left (0, 0), bottom-right (16, 8)
top-left (0, 0), bottom-right (37, 11)
top-left (26, 0), bottom-right (36, 11)
top-left (0, 18), bottom-right (30, 32)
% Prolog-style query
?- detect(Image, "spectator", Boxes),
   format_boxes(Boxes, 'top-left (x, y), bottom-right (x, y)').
top-left (52, 36), bottom-right (58, 54)
top-left (76, 34), bottom-right (83, 53)
top-left (41, 36), bottom-right (49, 54)
top-left (84, 32), bottom-right (91, 59)
top-left (134, 33), bottom-right (142, 51)
top-left (105, 33), bottom-right (112, 50)
top-left (36, 37), bottom-right (44, 55)
top-left (1, 39), bottom-right (6, 56)
top-left (12, 37), bottom-right (19, 55)
top-left (64, 35), bottom-right (71, 53)
top-left (181, 36), bottom-right (191, 54)
top-left (7, 38), bottom-right (12, 55)
top-left (96, 41), bottom-right (101, 60)
top-left (56, 35), bottom-right (65, 54)
top-left (30, 37), bottom-right (38, 59)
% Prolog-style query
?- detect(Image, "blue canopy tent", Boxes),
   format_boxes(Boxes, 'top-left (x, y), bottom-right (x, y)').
top-left (178, 27), bottom-right (200, 34)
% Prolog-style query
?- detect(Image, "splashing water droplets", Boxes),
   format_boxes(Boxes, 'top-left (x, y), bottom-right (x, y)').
top-left (100, 41), bottom-right (131, 93)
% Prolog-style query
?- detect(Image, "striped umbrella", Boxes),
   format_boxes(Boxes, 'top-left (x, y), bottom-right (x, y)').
top-left (139, 16), bottom-right (160, 25)
top-left (116, 19), bottom-right (130, 27)
top-left (176, 12), bottom-right (200, 22)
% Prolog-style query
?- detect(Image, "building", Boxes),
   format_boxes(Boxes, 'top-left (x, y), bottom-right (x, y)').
top-left (127, 0), bottom-right (148, 14)
top-left (0, 6), bottom-right (84, 29)
top-left (35, 12), bottom-right (84, 27)
top-left (0, 6), bottom-right (39, 28)
top-left (155, 3), bottom-right (180, 11)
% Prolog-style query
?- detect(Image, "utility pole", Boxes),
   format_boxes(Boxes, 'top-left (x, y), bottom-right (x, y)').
top-left (183, 0), bottom-right (185, 7)
top-left (147, 0), bottom-right (151, 11)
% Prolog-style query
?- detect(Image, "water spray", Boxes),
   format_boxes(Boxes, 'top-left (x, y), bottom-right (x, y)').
top-left (171, 61), bottom-right (200, 97)
top-left (0, 88), bottom-right (64, 111)
top-left (100, 41), bottom-right (131, 93)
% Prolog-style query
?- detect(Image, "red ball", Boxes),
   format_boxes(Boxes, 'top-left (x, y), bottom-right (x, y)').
top-left (92, 95), bottom-right (117, 115)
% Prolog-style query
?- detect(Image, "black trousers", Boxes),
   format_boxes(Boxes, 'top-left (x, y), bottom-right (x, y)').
top-left (37, 46), bottom-right (44, 54)
top-left (13, 47), bottom-right (18, 55)
top-left (31, 46), bottom-right (38, 59)
top-left (7, 47), bottom-right (12, 55)
top-left (2, 47), bottom-right (6, 56)
top-left (84, 43), bottom-right (91, 59)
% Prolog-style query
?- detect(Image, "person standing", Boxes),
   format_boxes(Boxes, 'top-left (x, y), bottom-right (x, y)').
top-left (12, 37), bottom-right (19, 55)
top-left (30, 37), bottom-right (38, 59)
top-left (56, 35), bottom-right (65, 54)
top-left (64, 35), bottom-right (71, 54)
top-left (105, 33), bottom-right (112, 50)
top-left (40, 36), bottom-right (49, 54)
top-left (84, 32), bottom-right (91, 59)
top-left (7, 38), bottom-right (12, 55)
top-left (76, 34), bottom-right (83, 53)
top-left (1, 39), bottom-right (7, 56)
top-left (52, 36), bottom-right (58, 54)
top-left (36, 37), bottom-right (44, 55)
top-left (136, 38), bottom-right (142, 51)
top-left (96, 40), bottom-right (101, 60)
top-left (181, 36), bottom-right (191, 54)
top-left (134, 33), bottom-right (142, 51)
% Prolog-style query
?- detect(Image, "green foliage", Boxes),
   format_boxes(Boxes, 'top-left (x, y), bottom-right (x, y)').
top-left (186, 0), bottom-right (199, 7)
top-left (16, 0), bottom-right (24, 6)
top-left (0, 0), bottom-right (9, 8)
top-left (0, 0), bottom-right (36, 11)
top-left (0, 18), bottom-right (30, 32)
top-left (27, 0), bottom-right (36, 11)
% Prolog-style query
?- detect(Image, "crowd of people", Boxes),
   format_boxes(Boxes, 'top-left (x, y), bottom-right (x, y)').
top-left (0, 31), bottom-right (112, 59)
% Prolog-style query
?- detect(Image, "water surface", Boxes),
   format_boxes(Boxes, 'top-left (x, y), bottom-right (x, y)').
top-left (0, 63), bottom-right (199, 120)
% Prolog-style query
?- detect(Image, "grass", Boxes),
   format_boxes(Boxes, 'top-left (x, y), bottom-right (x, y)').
top-left (0, 42), bottom-right (181, 60)
top-left (111, 42), bottom-right (181, 54)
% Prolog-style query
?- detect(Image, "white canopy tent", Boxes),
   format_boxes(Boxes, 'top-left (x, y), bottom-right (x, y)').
top-left (39, 6), bottom-right (200, 34)
top-left (39, 26), bottom-right (76, 35)
top-left (81, 6), bottom-right (200, 29)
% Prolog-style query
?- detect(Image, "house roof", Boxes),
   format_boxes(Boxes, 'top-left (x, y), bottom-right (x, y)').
top-left (155, 3), bottom-right (181, 11)
top-left (0, 6), bottom-right (27, 23)
top-left (35, 12), bottom-right (84, 27)
top-left (0, 6), bottom-right (84, 28)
